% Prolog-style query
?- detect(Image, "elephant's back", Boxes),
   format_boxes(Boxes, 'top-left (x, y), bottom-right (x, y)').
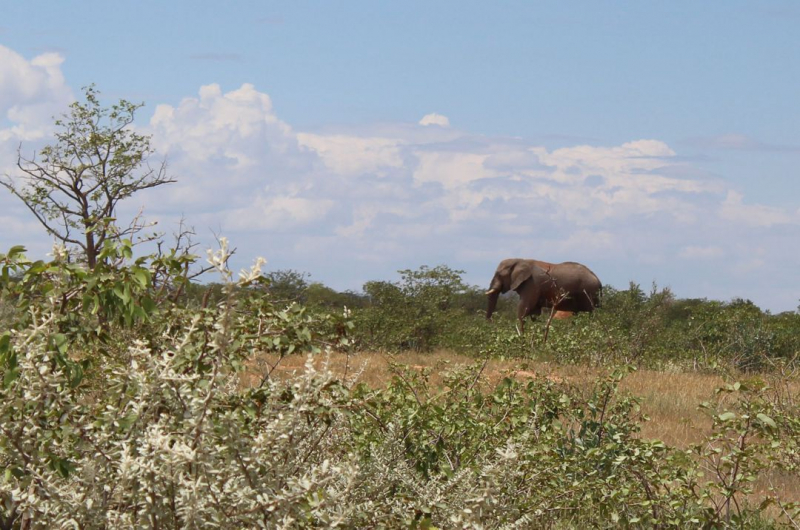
top-left (527, 259), bottom-right (601, 293)
top-left (556, 264), bottom-right (602, 308)
top-left (555, 261), bottom-right (599, 281)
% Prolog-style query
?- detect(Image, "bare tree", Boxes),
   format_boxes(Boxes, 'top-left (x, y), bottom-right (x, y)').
top-left (1, 85), bottom-right (174, 268)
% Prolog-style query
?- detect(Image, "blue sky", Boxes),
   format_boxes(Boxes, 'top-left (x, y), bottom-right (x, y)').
top-left (1, 1), bottom-right (799, 311)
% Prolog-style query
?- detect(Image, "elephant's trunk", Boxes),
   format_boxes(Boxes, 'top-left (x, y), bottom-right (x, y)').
top-left (486, 272), bottom-right (506, 320)
top-left (486, 288), bottom-right (500, 320)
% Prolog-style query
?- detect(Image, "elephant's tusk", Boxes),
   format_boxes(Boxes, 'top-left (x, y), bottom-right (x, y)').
top-left (486, 288), bottom-right (498, 295)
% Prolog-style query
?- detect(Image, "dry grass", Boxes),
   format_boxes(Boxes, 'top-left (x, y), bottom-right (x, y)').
top-left (246, 349), bottom-right (726, 448)
top-left (620, 370), bottom-right (724, 446)
top-left (245, 349), bottom-right (800, 514)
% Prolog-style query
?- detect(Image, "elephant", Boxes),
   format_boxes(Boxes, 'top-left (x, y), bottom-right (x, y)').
top-left (486, 258), bottom-right (602, 333)
top-left (529, 259), bottom-right (602, 313)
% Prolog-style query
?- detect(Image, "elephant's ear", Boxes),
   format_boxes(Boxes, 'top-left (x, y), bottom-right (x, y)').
top-left (510, 262), bottom-right (536, 291)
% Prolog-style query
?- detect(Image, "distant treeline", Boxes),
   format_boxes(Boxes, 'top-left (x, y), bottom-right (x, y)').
top-left (183, 266), bottom-right (800, 373)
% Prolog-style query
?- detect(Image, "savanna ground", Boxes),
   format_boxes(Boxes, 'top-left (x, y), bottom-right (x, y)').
top-left (251, 348), bottom-right (800, 513)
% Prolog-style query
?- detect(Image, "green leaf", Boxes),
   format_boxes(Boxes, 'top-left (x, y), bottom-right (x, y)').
top-left (117, 412), bottom-right (138, 431)
top-left (141, 296), bottom-right (156, 315)
top-left (69, 363), bottom-right (84, 388)
top-left (7, 245), bottom-right (26, 258)
top-left (759, 497), bottom-right (775, 510)
top-left (53, 457), bottom-right (76, 479)
top-left (113, 285), bottom-right (131, 304)
top-left (133, 304), bottom-right (147, 321)
top-left (718, 412), bottom-right (736, 422)
top-left (756, 413), bottom-right (777, 429)
top-left (0, 332), bottom-right (10, 355)
top-left (3, 368), bottom-right (19, 389)
top-left (91, 294), bottom-right (100, 315)
top-left (52, 333), bottom-right (69, 355)
top-left (133, 268), bottom-right (150, 287)
top-left (5, 467), bottom-right (23, 480)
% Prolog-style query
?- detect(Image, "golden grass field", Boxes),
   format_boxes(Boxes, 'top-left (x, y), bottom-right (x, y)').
top-left (248, 350), bottom-right (724, 445)
top-left (246, 350), bottom-right (800, 512)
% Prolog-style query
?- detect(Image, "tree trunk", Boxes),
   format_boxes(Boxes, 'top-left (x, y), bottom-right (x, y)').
top-left (85, 230), bottom-right (97, 269)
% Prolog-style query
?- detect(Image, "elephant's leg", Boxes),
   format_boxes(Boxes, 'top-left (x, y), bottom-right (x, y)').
top-left (516, 303), bottom-right (528, 336)
top-left (516, 314), bottom-right (526, 336)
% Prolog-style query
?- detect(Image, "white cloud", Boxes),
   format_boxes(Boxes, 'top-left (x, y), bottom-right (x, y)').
top-left (146, 83), bottom-right (316, 214)
top-left (689, 133), bottom-right (800, 153)
top-left (150, 83), bottom-right (296, 170)
top-left (222, 195), bottom-right (334, 231)
top-left (0, 46), bottom-right (74, 255)
top-left (419, 113), bottom-right (450, 127)
top-left (413, 151), bottom-right (493, 189)
top-left (335, 204), bottom-right (413, 238)
top-left (0, 45), bottom-right (72, 140)
top-left (296, 133), bottom-right (405, 176)
top-left (335, 206), bottom-right (379, 238)
top-left (732, 257), bottom-right (766, 275)
top-left (705, 133), bottom-right (757, 150)
top-left (553, 230), bottom-right (619, 256)
top-left (719, 191), bottom-right (797, 227)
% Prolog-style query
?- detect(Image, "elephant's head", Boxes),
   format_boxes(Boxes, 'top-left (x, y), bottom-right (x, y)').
top-left (486, 259), bottom-right (540, 320)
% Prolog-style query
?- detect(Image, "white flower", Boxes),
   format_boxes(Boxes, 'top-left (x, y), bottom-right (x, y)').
top-left (238, 256), bottom-right (267, 284)
top-left (206, 237), bottom-right (231, 276)
top-left (48, 243), bottom-right (69, 261)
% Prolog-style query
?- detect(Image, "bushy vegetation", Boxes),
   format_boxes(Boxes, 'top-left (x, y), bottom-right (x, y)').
top-left (337, 269), bottom-right (800, 375)
top-left (1, 244), bottom-right (799, 528)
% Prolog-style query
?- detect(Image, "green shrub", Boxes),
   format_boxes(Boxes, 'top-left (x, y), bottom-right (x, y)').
top-left (352, 265), bottom-right (478, 352)
top-left (348, 270), bottom-right (799, 374)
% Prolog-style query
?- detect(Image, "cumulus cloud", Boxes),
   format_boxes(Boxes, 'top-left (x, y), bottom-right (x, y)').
top-left (413, 151), bottom-right (493, 189)
top-left (223, 195), bottom-right (334, 231)
top-left (419, 113), bottom-right (450, 127)
top-left (0, 45), bottom-right (72, 140)
top-left (0, 46), bottom-right (74, 254)
top-left (296, 133), bottom-right (405, 176)
top-left (149, 83), bottom-right (295, 167)
top-left (146, 83), bottom-right (316, 212)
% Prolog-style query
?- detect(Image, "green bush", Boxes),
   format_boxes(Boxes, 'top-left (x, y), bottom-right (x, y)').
top-left (352, 265), bottom-right (480, 352)
top-left (524, 284), bottom-right (800, 373)
top-left (346, 269), bottom-right (800, 374)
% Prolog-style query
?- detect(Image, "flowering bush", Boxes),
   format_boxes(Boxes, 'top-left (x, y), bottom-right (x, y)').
top-left (0, 243), bottom-right (360, 528)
